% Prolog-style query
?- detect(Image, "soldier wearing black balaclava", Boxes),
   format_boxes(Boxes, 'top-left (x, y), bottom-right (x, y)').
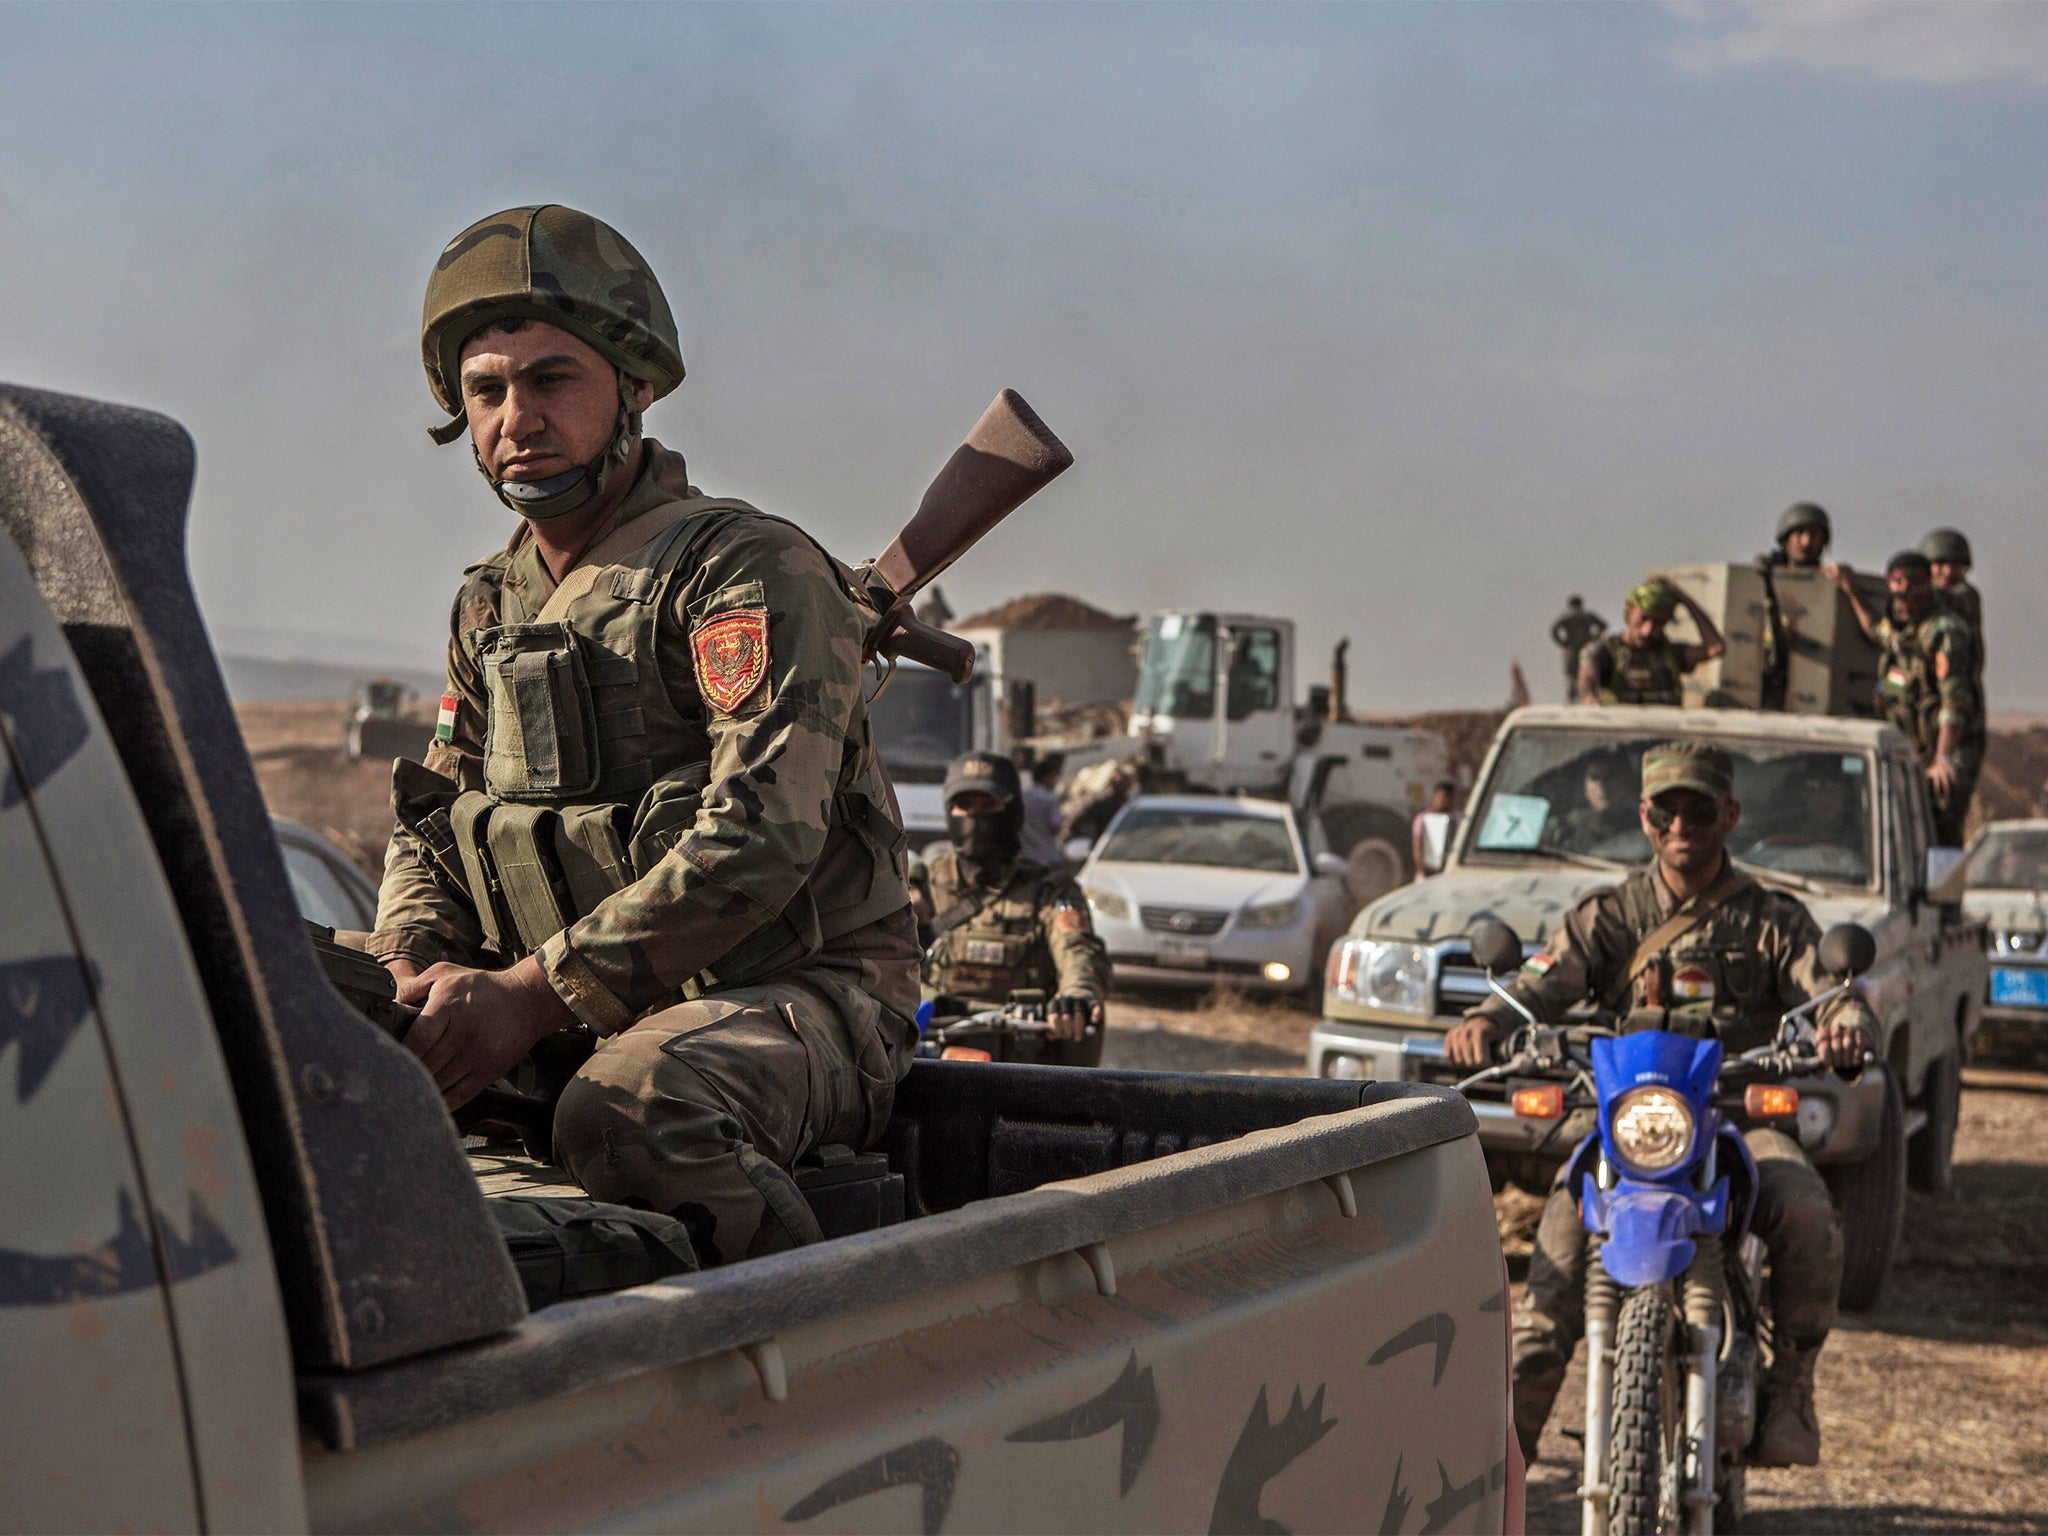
top-left (909, 752), bottom-right (1111, 1064)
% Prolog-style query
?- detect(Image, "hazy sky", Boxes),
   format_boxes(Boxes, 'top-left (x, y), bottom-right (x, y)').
top-left (6, 2), bottom-right (2048, 711)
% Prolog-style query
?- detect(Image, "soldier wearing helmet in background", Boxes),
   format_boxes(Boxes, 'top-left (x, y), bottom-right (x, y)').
top-left (1833, 549), bottom-right (1984, 845)
top-left (366, 205), bottom-right (919, 1266)
top-left (910, 752), bottom-right (1110, 1065)
top-left (1577, 578), bottom-right (1726, 706)
top-left (1920, 527), bottom-right (1985, 686)
top-left (1758, 501), bottom-right (1832, 710)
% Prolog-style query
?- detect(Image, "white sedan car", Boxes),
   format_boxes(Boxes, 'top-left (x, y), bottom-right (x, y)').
top-left (1077, 794), bottom-right (1348, 994)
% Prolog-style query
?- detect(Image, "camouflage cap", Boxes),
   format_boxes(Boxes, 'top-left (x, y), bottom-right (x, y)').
top-left (1640, 741), bottom-right (1734, 802)
top-left (943, 751), bottom-right (1022, 807)
top-left (1627, 578), bottom-right (1679, 621)
top-left (422, 205), bottom-right (684, 421)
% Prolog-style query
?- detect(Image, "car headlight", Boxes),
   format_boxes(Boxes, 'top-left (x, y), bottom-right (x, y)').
top-left (1327, 939), bottom-right (1431, 1013)
top-left (1082, 885), bottom-right (1130, 922)
top-left (2002, 929), bottom-right (2044, 954)
top-left (1240, 898), bottom-right (1303, 930)
top-left (1609, 1087), bottom-right (1696, 1173)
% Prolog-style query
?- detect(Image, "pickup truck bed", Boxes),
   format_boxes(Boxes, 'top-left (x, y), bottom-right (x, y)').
top-left (305, 1068), bottom-right (1504, 1532)
top-left (0, 383), bottom-right (1515, 1533)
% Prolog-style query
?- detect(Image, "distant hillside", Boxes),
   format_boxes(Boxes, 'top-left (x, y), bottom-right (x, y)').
top-left (220, 653), bottom-right (443, 703)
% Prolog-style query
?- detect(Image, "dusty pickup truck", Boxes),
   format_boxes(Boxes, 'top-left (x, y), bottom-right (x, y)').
top-left (1310, 704), bottom-right (1985, 1311)
top-left (0, 386), bottom-right (1515, 1534)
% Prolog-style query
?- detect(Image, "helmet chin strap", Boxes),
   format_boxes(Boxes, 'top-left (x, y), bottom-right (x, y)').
top-left (474, 372), bottom-right (644, 521)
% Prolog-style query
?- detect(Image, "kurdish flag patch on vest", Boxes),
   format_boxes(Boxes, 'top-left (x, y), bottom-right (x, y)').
top-left (436, 692), bottom-right (459, 743)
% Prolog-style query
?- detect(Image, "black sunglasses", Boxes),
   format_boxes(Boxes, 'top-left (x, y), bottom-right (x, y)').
top-left (1644, 796), bottom-right (1719, 832)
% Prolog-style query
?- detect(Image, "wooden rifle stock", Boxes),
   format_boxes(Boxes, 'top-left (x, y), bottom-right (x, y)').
top-left (867, 389), bottom-right (1072, 683)
top-left (880, 609), bottom-right (977, 683)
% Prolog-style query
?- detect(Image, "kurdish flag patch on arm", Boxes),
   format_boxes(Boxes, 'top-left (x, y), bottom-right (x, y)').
top-left (435, 692), bottom-right (459, 744)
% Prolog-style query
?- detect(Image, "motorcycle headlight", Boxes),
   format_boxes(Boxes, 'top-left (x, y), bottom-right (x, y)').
top-left (1240, 898), bottom-right (1303, 930)
top-left (1609, 1087), bottom-right (1696, 1173)
top-left (1363, 941), bottom-right (1431, 1014)
top-left (1082, 885), bottom-right (1130, 922)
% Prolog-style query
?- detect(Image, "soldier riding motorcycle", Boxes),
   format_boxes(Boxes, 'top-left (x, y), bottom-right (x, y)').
top-left (1457, 914), bottom-right (1874, 1533)
top-left (910, 752), bottom-right (1110, 1065)
top-left (1445, 741), bottom-right (1878, 1530)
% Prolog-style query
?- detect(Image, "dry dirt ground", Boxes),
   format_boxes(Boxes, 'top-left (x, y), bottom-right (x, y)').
top-left (245, 699), bottom-right (2048, 1531)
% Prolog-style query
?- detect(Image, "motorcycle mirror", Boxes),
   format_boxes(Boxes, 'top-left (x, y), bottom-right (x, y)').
top-left (1818, 922), bottom-right (1876, 979)
top-left (1468, 918), bottom-right (1524, 977)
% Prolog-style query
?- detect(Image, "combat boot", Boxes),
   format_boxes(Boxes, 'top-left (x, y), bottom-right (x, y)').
top-left (1751, 1340), bottom-right (1822, 1467)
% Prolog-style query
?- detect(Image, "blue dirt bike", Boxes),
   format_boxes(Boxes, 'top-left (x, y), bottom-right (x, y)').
top-left (1459, 918), bottom-right (1874, 1536)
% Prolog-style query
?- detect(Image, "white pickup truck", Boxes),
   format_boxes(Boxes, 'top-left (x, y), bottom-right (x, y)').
top-left (1310, 704), bottom-right (1986, 1312)
top-left (0, 385), bottom-right (1516, 1534)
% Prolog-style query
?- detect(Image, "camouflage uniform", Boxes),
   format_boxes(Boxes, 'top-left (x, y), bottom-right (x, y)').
top-left (372, 206), bottom-right (919, 1266)
top-left (910, 846), bottom-right (1111, 1065)
top-left (1584, 632), bottom-right (1692, 706)
top-left (1874, 609), bottom-right (1983, 846)
top-left (1938, 578), bottom-right (1986, 682)
top-left (1471, 853), bottom-right (1876, 1463)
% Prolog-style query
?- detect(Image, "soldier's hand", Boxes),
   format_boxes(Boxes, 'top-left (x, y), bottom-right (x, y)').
top-left (396, 955), bottom-right (574, 1110)
top-left (1927, 757), bottom-right (1961, 796)
top-left (1443, 1014), bottom-right (1502, 1070)
top-left (1813, 1016), bottom-right (1872, 1073)
top-left (1825, 561), bottom-right (1852, 592)
top-left (385, 958), bottom-right (424, 985)
top-left (1049, 992), bottom-right (1098, 1042)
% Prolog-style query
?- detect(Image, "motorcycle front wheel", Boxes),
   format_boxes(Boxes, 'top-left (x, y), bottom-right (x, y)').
top-left (1608, 1284), bottom-right (1682, 1535)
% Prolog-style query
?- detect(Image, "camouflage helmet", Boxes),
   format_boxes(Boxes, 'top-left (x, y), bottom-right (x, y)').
top-left (1627, 578), bottom-right (1680, 621)
top-left (421, 205), bottom-right (684, 427)
top-left (1775, 501), bottom-right (1832, 548)
top-left (1918, 527), bottom-right (1973, 567)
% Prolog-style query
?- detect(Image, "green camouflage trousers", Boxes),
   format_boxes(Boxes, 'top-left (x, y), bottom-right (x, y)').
top-left (553, 938), bottom-right (917, 1268)
top-left (1931, 737), bottom-right (1985, 849)
top-left (1511, 1127), bottom-right (1843, 1460)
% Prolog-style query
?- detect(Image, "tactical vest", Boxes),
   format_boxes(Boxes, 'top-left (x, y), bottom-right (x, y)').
top-left (1592, 634), bottom-right (1685, 706)
top-left (1604, 868), bottom-right (1781, 1052)
top-left (922, 850), bottom-right (1064, 1005)
top-left (410, 496), bottom-right (907, 994)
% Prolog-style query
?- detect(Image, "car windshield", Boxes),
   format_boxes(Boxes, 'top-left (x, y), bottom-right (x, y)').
top-left (1964, 828), bottom-right (2048, 891)
top-left (867, 665), bottom-right (976, 785)
top-left (1466, 728), bottom-right (1877, 888)
top-left (1098, 806), bottom-right (1299, 873)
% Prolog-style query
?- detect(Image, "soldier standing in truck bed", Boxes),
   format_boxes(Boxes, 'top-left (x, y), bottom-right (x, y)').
top-left (1577, 579), bottom-right (1726, 706)
top-left (1833, 550), bottom-right (1984, 846)
top-left (1920, 527), bottom-right (1986, 687)
top-left (364, 204), bottom-right (919, 1267)
top-left (910, 752), bottom-right (1110, 1065)
top-left (1758, 501), bottom-right (1832, 710)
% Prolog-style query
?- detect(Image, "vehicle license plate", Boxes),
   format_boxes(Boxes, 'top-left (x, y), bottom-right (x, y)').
top-left (1156, 936), bottom-right (1210, 968)
top-left (1991, 966), bottom-right (2048, 1009)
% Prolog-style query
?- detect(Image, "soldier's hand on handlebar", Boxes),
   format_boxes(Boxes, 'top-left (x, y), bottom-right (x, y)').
top-left (1049, 993), bottom-right (1099, 1042)
top-left (1813, 1016), bottom-right (1872, 1073)
top-left (1444, 1013), bottom-right (1503, 1070)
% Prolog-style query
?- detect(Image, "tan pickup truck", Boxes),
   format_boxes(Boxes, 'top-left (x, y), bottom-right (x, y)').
top-left (1312, 704), bottom-right (1985, 1312)
top-left (0, 385), bottom-right (1516, 1534)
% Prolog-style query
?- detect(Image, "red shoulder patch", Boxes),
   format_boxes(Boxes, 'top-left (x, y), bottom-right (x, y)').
top-left (692, 609), bottom-right (771, 714)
